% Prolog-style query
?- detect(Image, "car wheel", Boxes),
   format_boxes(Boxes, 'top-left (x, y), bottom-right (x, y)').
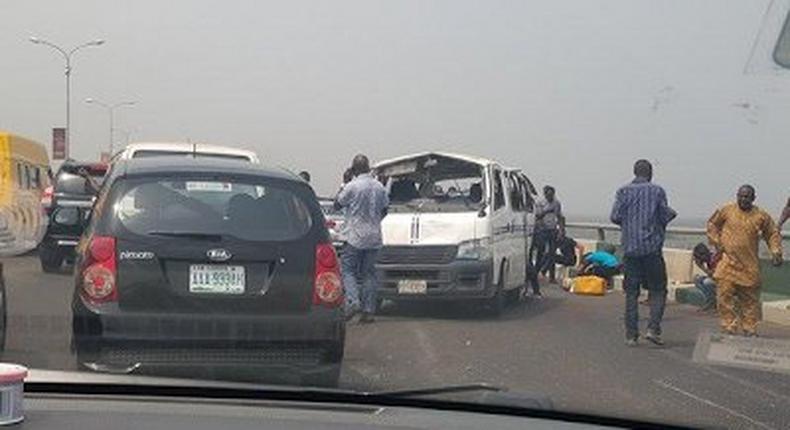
top-left (40, 244), bottom-right (64, 273)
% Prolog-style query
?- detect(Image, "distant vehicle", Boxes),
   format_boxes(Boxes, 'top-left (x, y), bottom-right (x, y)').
top-left (318, 198), bottom-right (345, 250)
top-left (72, 157), bottom-right (345, 386)
top-left (0, 131), bottom-right (51, 256)
top-left (113, 142), bottom-right (260, 164)
top-left (374, 152), bottom-right (537, 316)
top-left (39, 161), bottom-right (108, 272)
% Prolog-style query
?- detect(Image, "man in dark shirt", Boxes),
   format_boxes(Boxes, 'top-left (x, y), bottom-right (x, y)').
top-left (611, 159), bottom-right (677, 347)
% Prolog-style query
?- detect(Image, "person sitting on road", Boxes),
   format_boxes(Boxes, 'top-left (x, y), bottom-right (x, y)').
top-left (580, 244), bottom-right (622, 282)
top-left (692, 242), bottom-right (720, 312)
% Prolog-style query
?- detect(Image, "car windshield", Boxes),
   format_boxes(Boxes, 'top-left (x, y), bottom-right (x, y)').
top-left (132, 150), bottom-right (251, 162)
top-left (2, 2), bottom-right (790, 429)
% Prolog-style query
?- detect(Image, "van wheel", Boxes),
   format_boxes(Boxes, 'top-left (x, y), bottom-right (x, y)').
top-left (486, 267), bottom-right (506, 317)
top-left (40, 244), bottom-right (64, 273)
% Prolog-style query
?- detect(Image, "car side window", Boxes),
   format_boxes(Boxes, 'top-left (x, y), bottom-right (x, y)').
top-left (493, 169), bottom-right (505, 211)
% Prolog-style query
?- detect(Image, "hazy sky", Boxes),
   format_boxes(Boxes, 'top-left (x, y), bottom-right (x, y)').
top-left (1, 0), bottom-right (788, 220)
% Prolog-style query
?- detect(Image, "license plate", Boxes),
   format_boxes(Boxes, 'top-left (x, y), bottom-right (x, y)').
top-left (397, 280), bottom-right (427, 294)
top-left (189, 265), bottom-right (245, 294)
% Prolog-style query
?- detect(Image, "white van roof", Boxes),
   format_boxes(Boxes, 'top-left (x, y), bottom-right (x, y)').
top-left (117, 142), bottom-right (259, 163)
top-left (374, 152), bottom-right (496, 169)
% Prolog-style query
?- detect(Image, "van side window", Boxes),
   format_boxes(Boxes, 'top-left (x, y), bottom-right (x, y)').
top-left (16, 163), bottom-right (23, 188)
top-left (508, 174), bottom-right (523, 212)
top-left (493, 169), bottom-right (505, 210)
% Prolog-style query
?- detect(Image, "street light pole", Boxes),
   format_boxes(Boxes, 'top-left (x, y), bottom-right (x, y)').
top-left (85, 98), bottom-right (136, 155)
top-left (30, 36), bottom-right (105, 156)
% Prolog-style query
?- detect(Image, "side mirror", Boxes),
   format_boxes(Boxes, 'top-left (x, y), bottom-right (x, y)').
top-left (477, 203), bottom-right (487, 218)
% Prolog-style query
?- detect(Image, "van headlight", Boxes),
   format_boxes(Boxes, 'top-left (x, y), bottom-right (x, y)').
top-left (456, 238), bottom-right (493, 260)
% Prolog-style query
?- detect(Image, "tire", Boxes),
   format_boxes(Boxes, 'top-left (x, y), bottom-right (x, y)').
top-left (39, 244), bottom-right (64, 273)
top-left (486, 265), bottom-right (507, 317)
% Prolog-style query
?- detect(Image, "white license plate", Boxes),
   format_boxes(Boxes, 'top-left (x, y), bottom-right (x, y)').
top-left (397, 280), bottom-right (428, 294)
top-left (189, 265), bottom-right (245, 294)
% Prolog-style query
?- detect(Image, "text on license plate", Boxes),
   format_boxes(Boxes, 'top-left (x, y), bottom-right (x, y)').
top-left (397, 280), bottom-right (427, 294)
top-left (189, 265), bottom-right (245, 294)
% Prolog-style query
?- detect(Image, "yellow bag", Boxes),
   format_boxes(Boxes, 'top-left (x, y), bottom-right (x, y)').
top-left (573, 276), bottom-right (607, 296)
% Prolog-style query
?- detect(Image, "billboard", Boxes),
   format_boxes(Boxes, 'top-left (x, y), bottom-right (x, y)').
top-left (52, 128), bottom-right (66, 160)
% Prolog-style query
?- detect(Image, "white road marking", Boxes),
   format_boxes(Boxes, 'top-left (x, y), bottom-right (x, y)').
top-left (654, 379), bottom-right (777, 430)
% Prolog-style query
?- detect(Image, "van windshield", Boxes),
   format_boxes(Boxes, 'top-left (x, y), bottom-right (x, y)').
top-left (114, 178), bottom-right (313, 241)
top-left (378, 156), bottom-right (486, 213)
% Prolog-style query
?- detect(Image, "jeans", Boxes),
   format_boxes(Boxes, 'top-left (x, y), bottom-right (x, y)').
top-left (693, 275), bottom-right (717, 309)
top-left (341, 244), bottom-right (380, 314)
top-left (533, 229), bottom-right (558, 281)
top-left (526, 260), bottom-right (541, 294)
top-left (623, 252), bottom-right (667, 339)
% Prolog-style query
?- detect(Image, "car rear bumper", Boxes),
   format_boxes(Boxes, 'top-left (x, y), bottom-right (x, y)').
top-left (72, 301), bottom-right (345, 376)
top-left (376, 259), bottom-right (495, 300)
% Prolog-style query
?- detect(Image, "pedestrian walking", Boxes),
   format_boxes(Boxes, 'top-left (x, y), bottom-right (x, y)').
top-left (706, 185), bottom-right (784, 336)
top-left (692, 243), bottom-right (720, 312)
top-left (610, 159), bottom-right (677, 347)
top-left (335, 155), bottom-right (389, 323)
top-left (531, 185), bottom-right (564, 284)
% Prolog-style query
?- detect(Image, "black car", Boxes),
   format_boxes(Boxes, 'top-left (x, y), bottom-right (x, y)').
top-left (39, 161), bottom-right (108, 272)
top-left (71, 157), bottom-right (345, 386)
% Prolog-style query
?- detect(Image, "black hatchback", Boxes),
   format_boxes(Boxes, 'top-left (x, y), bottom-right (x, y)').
top-left (71, 158), bottom-right (345, 386)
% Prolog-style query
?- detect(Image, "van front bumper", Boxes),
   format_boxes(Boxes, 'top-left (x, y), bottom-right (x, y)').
top-left (376, 259), bottom-right (495, 300)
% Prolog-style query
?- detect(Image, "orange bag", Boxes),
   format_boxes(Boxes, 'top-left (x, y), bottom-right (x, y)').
top-left (573, 276), bottom-right (607, 296)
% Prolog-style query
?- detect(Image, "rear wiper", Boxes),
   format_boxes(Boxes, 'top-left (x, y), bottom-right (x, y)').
top-left (147, 231), bottom-right (224, 241)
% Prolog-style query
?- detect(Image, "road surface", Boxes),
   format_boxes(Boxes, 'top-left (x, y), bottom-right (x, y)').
top-left (4, 255), bottom-right (790, 429)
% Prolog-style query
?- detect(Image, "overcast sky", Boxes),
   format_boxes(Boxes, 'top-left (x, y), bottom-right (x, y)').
top-left (1, 0), bottom-right (788, 221)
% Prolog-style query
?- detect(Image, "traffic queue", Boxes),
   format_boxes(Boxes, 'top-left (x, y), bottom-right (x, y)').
top-left (1, 133), bottom-right (540, 386)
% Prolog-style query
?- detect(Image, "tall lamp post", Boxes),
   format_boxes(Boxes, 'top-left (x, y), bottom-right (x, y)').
top-left (29, 36), bottom-right (105, 155)
top-left (85, 98), bottom-right (136, 155)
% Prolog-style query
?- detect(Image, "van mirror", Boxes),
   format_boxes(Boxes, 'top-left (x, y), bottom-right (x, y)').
top-left (477, 203), bottom-right (487, 218)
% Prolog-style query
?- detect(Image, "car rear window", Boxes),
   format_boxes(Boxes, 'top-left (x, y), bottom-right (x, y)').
top-left (113, 178), bottom-right (313, 241)
top-left (54, 171), bottom-right (106, 195)
top-left (132, 150), bottom-right (251, 162)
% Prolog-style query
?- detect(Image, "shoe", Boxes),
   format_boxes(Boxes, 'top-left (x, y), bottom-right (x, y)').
top-left (645, 330), bottom-right (665, 346)
top-left (625, 338), bottom-right (639, 347)
top-left (359, 312), bottom-right (375, 324)
top-left (532, 292), bottom-right (544, 299)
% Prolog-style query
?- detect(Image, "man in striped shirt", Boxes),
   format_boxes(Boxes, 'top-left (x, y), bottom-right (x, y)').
top-left (610, 160), bottom-right (677, 346)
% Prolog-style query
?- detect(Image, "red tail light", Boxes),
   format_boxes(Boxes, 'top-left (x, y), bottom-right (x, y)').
top-left (41, 186), bottom-right (54, 210)
top-left (313, 243), bottom-right (343, 307)
top-left (80, 236), bottom-right (118, 304)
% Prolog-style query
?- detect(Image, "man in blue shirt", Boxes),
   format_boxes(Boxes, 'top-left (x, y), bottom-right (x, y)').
top-left (610, 159), bottom-right (677, 347)
top-left (581, 244), bottom-right (621, 280)
top-left (336, 155), bottom-right (389, 323)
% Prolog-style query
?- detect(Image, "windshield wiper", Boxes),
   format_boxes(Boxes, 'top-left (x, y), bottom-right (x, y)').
top-left (372, 383), bottom-right (503, 398)
top-left (147, 231), bottom-right (224, 241)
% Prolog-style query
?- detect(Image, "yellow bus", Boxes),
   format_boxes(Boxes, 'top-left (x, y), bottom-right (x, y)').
top-left (0, 131), bottom-right (51, 256)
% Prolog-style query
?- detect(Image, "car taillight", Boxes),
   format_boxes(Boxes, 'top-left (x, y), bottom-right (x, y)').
top-left (80, 235), bottom-right (117, 304)
top-left (314, 243), bottom-right (343, 307)
top-left (41, 186), bottom-right (53, 210)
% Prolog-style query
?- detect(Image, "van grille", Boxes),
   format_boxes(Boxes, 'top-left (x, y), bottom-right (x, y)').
top-left (377, 245), bottom-right (457, 265)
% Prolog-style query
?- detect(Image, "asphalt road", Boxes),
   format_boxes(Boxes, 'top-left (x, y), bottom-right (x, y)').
top-left (4, 255), bottom-right (790, 429)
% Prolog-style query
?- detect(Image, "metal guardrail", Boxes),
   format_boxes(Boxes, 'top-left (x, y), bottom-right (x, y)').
top-left (565, 222), bottom-right (790, 243)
